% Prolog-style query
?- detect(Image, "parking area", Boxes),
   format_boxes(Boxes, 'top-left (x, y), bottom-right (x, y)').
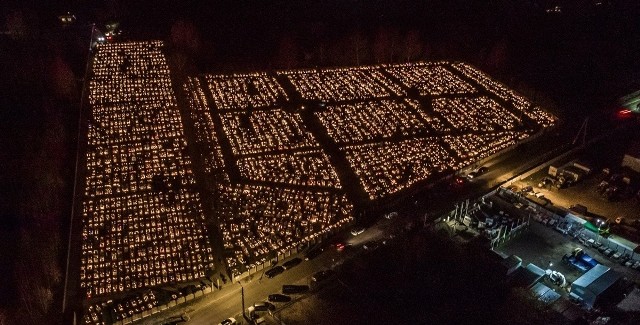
top-left (441, 185), bottom-right (640, 316)
top-left (514, 171), bottom-right (640, 223)
top-left (491, 186), bottom-right (640, 277)
top-left (498, 221), bottom-right (640, 288)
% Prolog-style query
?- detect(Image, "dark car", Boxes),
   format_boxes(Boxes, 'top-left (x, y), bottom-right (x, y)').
top-left (253, 302), bottom-right (275, 311)
top-left (335, 242), bottom-right (353, 251)
top-left (363, 240), bottom-right (385, 251)
top-left (268, 294), bottom-right (292, 303)
top-left (265, 266), bottom-right (285, 278)
top-left (466, 167), bottom-right (487, 180)
top-left (282, 257), bottom-right (302, 270)
top-left (311, 270), bottom-right (335, 282)
top-left (520, 185), bottom-right (533, 194)
top-left (282, 284), bottom-right (309, 294)
top-left (304, 246), bottom-right (324, 261)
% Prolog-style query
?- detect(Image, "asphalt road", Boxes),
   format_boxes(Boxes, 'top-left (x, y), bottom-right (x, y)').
top-left (145, 218), bottom-right (395, 325)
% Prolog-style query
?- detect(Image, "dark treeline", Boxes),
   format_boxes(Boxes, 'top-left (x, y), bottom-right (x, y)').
top-left (1, 3), bottom-right (88, 323)
top-left (113, 0), bottom-right (639, 113)
top-left (7, 0), bottom-right (639, 108)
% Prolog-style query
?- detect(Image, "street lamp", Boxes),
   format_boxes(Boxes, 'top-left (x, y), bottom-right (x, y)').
top-left (238, 282), bottom-right (246, 319)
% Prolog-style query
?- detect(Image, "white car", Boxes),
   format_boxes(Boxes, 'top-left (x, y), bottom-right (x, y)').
top-left (350, 227), bottom-right (366, 236)
top-left (219, 317), bottom-right (237, 325)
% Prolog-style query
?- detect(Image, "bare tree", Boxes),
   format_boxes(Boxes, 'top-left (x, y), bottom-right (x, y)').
top-left (276, 34), bottom-right (299, 70)
top-left (0, 309), bottom-right (9, 325)
top-left (404, 30), bottom-right (424, 62)
top-left (170, 20), bottom-right (201, 55)
top-left (485, 38), bottom-right (508, 72)
top-left (48, 56), bottom-right (77, 101)
top-left (350, 30), bottom-right (368, 66)
top-left (373, 27), bottom-right (392, 64)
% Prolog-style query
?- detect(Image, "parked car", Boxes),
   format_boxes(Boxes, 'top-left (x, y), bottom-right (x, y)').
top-left (312, 270), bottom-right (335, 283)
top-left (282, 258), bottom-right (302, 270)
top-left (253, 302), bottom-right (275, 312)
top-left (282, 284), bottom-right (309, 294)
top-left (218, 317), bottom-right (237, 325)
top-left (265, 266), bottom-right (285, 278)
top-left (591, 242), bottom-right (602, 250)
top-left (520, 186), bottom-right (533, 194)
top-left (268, 294), bottom-right (291, 303)
top-left (619, 255), bottom-right (631, 265)
top-left (538, 177), bottom-right (554, 188)
top-left (304, 246), bottom-right (325, 261)
top-left (604, 248), bottom-right (614, 257)
top-left (363, 240), bottom-right (385, 250)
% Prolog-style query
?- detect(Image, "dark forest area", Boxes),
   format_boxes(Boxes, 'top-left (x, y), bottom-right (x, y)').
top-left (1, 1), bottom-right (639, 324)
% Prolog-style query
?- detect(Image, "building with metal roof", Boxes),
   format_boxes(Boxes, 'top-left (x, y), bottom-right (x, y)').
top-left (569, 264), bottom-right (621, 310)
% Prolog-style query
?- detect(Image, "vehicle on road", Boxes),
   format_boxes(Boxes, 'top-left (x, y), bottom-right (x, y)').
top-left (265, 266), bottom-right (285, 278)
top-left (350, 226), bottom-right (366, 236)
top-left (335, 242), bottom-right (353, 251)
top-left (218, 317), bottom-right (237, 325)
top-left (311, 270), bottom-right (335, 282)
top-left (467, 167), bottom-right (488, 179)
top-left (450, 176), bottom-right (466, 188)
top-left (164, 314), bottom-right (190, 324)
top-left (268, 294), bottom-right (292, 302)
top-left (282, 257), bottom-right (302, 270)
top-left (282, 284), bottom-right (309, 294)
top-left (363, 240), bottom-right (385, 250)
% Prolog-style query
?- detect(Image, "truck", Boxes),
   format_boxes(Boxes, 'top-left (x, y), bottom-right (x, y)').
top-left (572, 161), bottom-right (593, 175)
top-left (561, 166), bottom-right (585, 183)
top-left (549, 165), bottom-right (584, 185)
top-left (562, 248), bottom-right (599, 273)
